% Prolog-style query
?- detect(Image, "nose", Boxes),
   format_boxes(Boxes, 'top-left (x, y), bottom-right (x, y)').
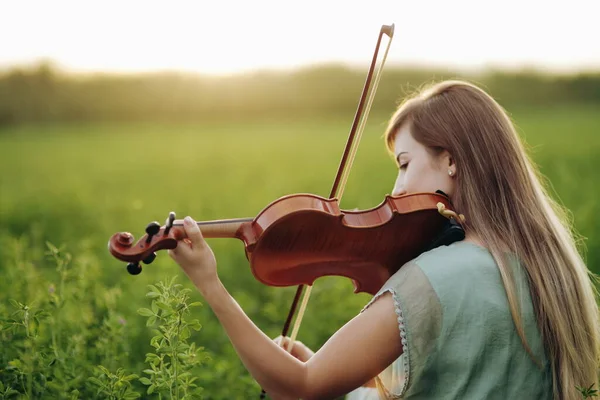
top-left (392, 186), bottom-right (406, 197)
top-left (392, 172), bottom-right (405, 196)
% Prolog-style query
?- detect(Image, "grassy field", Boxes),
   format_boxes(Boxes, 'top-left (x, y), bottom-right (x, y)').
top-left (0, 104), bottom-right (599, 398)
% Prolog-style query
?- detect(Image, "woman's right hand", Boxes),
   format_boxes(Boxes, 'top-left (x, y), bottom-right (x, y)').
top-left (273, 336), bottom-right (315, 362)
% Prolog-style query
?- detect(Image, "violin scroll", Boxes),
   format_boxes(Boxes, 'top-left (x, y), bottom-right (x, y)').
top-left (108, 211), bottom-right (185, 275)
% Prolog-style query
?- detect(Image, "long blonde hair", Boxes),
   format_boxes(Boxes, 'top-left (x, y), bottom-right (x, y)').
top-left (384, 80), bottom-right (599, 399)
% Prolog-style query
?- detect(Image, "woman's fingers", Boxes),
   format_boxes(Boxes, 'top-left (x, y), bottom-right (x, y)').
top-left (273, 336), bottom-right (315, 362)
top-left (183, 216), bottom-right (204, 247)
top-left (168, 219), bottom-right (199, 257)
top-left (274, 336), bottom-right (303, 351)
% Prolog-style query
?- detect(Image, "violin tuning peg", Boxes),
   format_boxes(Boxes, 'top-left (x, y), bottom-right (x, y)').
top-left (126, 262), bottom-right (142, 275)
top-left (164, 212), bottom-right (176, 235)
top-left (145, 221), bottom-right (161, 243)
top-left (142, 252), bottom-right (157, 265)
top-left (145, 221), bottom-right (161, 236)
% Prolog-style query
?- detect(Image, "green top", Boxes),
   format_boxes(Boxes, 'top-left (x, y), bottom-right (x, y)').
top-left (347, 241), bottom-right (552, 400)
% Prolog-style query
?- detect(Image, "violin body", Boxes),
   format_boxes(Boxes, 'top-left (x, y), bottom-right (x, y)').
top-left (247, 192), bottom-right (455, 295)
top-left (108, 192), bottom-right (461, 295)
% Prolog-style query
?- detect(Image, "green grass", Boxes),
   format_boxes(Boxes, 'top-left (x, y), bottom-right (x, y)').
top-left (0, 104), bottom-right (598, 398)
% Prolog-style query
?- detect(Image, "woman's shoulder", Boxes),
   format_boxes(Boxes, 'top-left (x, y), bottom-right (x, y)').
top-left (378, 241), bottom-right (497, 294)
top-left (371, 240), bottom-right (509, 313)
top-left (415, 240), bottom-right (494, 268)
top-left (380, 241), bottom-right (507, 307)
top-left (412, 241), bottom-right (499, 285)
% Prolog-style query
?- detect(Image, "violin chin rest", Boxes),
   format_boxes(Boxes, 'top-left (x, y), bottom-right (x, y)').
top-left (424, 219), bottom-right (465, 252)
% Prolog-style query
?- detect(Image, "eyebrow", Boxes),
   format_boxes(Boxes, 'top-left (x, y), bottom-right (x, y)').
top-left (396, 151), bottom-right (408, 165)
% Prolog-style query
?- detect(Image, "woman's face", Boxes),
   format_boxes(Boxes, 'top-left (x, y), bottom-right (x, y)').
top-left (391, 122), bottom-right (456, 198)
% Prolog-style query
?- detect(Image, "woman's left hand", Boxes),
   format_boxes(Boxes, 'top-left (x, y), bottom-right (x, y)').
top-left (168, 216), bottom-right (218, 290)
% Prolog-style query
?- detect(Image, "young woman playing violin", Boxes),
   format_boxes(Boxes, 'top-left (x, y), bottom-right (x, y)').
top-left (168, 80), bottom-right (600, 400)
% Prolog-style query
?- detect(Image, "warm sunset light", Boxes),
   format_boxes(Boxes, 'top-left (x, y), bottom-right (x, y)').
top-left (1, 0), bottom-right (599, 74)
top-left (2, 1), bottom-right (600, 399)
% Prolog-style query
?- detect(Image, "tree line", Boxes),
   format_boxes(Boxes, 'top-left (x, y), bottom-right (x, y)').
top-left (0, 61), bottom-right (598, 125)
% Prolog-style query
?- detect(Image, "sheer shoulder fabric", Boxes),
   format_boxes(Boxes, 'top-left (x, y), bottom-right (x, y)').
top-left (348, 260), bottom-right (442, 399)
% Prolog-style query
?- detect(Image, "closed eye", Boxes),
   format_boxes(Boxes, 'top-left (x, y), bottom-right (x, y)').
top-left (399, 162), bottom-right (408, 171)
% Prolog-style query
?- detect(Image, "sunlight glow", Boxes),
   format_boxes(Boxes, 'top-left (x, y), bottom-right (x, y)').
top-left (1, 0), bottom-right (599, 75)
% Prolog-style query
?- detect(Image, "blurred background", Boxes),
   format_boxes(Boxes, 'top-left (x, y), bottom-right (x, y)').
top-left (1, 1), bottom-right (598, 398)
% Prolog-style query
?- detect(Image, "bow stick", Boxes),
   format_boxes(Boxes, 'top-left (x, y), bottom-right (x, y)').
top-left (261, 23), bottom-right (395, 399)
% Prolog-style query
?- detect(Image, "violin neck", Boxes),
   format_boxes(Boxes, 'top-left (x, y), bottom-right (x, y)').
top-left (173, 218), bottom-right (252, 239)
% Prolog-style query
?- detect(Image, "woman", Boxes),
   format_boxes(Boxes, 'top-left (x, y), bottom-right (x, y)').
top-left (169, 80), bottom-right (599, 399)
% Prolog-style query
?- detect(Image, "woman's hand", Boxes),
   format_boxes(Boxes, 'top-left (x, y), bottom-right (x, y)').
top-left (168, 216), bottom-right (218, 291)
top-left (273, 336), bottom-right (315, 363)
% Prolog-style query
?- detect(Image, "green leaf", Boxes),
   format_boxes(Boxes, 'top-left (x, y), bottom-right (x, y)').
top-left (147, 384), bottom-right (156, 395)
top-left (189, 301), bottom-right (202, 307)
top-left (88, 377), bottom-right (104, 387)
top-left (34, 309), bottom-right (50, 318)
top-left (150, 335), bottom-right (161, 347)
top-left (151, 301), bottom-right (159, 314)
top-left (190, 320), bottom-right (202, 331)
top-left (146, 316), bottom-right (157, 327)
top-left (137, 308), bottom-right (154, 317)
top-left (146, 292), bottom-right (160, 299)
top-left (123, 391), bottom-right (141, 399)
top-left (97, 365), bottom-right (110, 375)
top-left (46, 241), bottom-right (59, 254)
top-left (139, 377), bottom-right (152, 386)
top-left (143, 369), bottom-right (156, 375)
top-left (178, 372), bottom-right (191, 379)
top-left (0, 381), bottom-right (4, 391)
top-left (147, 284), bottom-right (160, 293)
top-left (176, 343), bottom-right (189, 352)
top-left (181, 327), bottom-right (190, 340)
top-left (8, 299), bottom-right (20, 309)
top-left (155, 301), bottom-right (171, 311)
top-left (123, 374), bottom-right (138, 382)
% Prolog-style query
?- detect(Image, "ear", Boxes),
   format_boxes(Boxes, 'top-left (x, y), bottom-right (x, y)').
top-left (440, 149), bottom-right (455, 172)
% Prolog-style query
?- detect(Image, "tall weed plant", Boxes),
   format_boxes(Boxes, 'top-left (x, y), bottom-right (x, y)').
top-left (0, 238), bottom-right (212, 398)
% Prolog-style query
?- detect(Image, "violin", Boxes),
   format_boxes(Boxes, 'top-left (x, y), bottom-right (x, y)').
top-left (107, 23), bottom-right (466, 398)
top-left (108, 192), bottom-right (464, 296)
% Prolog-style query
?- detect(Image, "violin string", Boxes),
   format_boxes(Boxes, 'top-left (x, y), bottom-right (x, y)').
top-left (336, 34), bottom-right (393, 202)
top-left (171, 217), bottom-right (253, 228)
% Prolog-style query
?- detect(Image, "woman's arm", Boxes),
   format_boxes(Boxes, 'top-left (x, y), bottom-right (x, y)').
top-left (201, 278), bottom-right (400, 398)
top-left (170, 217), bottom-right (403, 399)
top-left (274, 337), bottom-right (376, 389)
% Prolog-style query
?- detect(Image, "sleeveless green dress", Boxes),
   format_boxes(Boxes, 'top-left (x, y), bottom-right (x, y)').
top-left (347, 241), bottom-right (552, 399)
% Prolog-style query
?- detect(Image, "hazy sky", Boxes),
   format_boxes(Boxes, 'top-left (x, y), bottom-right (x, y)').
top-left (1, 0), bottom-right (599, 75)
